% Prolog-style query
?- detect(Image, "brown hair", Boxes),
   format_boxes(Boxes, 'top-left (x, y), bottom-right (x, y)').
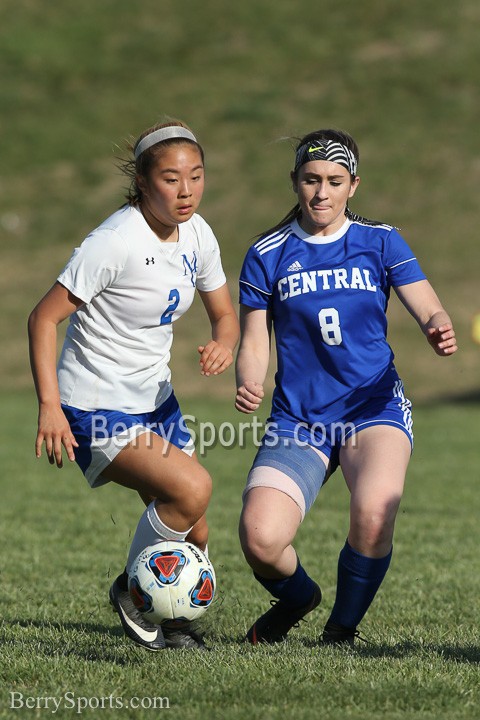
top-left (258, 128), bottom-right (362, 237)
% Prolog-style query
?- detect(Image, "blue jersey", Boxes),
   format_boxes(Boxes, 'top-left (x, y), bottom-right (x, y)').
top-left (239, 216), bottom-right (426, 432)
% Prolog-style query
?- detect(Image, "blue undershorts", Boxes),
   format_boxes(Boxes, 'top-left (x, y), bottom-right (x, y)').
top-left (244, 440), bottom-right (328, 520)
top-left (62, 391), bottom-right (193, 488)
top-left (244, 378), bottom-right (413, 519)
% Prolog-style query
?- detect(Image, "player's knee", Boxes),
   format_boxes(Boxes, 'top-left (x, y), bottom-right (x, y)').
top-left (239, 521), bottom-right (283, 568)
top-left (350, 506), bottom-right (397, 554)
top-left (177, 466), bottom-right (212, 526)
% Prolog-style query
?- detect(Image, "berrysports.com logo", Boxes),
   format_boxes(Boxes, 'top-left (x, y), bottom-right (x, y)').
top-left (9, 692), bottom-right (170, 713)
top-left (90, 413), bottom-right (359, 457)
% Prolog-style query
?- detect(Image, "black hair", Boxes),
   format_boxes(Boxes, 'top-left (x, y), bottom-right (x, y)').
top-left (119, 120), bottom-right (204, 206)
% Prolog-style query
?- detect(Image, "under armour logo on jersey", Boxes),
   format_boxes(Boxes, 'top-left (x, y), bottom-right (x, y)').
top-left (287, 260), bottom-right (303, 272)
top-left (182, 252), bottom-right (198, 287)
top-left (146, 257), bottom-right (155, 265)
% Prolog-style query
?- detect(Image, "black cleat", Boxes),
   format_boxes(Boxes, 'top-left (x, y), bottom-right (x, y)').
top-left (320, 620), bottom-right (365, 647)
top-left (109, 575), bottom-right (166, 651)
top-left (246, 582), bottom-right (322, 644)
top-left (163, 623), bottom-right (208, 650)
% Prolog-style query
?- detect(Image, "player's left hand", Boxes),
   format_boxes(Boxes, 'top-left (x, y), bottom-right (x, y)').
top-left (197, 341), bottom-right (233, 376)
top-left (426, 324), bottom-right (458, 356)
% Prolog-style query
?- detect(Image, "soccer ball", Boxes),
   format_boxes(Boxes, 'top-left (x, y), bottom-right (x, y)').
top-left (128, 541), bottom-right (215, 626)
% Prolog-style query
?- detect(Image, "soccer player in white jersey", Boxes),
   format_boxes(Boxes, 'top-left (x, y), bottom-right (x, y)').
top-left (28, 120), bottom-right (239, 650)
top-left (235, 128), bottom-right (457, 646)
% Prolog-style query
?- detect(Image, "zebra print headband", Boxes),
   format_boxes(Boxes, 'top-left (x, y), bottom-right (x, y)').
top-left (294, 139), bottom-right (357, 176)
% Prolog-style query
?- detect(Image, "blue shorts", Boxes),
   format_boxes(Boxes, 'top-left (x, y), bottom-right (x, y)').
top-left (244, 378), bottom-right (413, 519)
top-left (62, 392), bottom-right (194, 488)
top-left (268, 377), bottom-right (413, 463)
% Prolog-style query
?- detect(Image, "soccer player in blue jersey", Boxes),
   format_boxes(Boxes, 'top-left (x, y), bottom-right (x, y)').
top-left (235, 128), bottom-right (457, 646)
top-left (28, 120), bottom-right (239, 650)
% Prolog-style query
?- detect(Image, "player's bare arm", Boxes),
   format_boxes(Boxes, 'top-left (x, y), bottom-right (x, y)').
top-left (197, 284), bottom-right (239, 376)
top-left (28, 282), bottom-right (83, 466)
top-left (394, 279), bottom-right (458, 356)
top-left (235, 306), bottom-right (271, 413)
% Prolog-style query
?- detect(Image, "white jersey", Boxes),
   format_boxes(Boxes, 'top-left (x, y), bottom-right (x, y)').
top-left (57, 205), bottom-right (226, 412)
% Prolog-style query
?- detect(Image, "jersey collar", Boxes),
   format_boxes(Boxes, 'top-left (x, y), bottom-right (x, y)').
top-left (291, 217), bottom-right (351, 245)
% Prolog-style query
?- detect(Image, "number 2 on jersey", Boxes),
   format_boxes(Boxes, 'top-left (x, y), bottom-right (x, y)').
top-left (160, 289), bottom-right (180, 325)
top-left (318, 307), bottom-right (343, 345)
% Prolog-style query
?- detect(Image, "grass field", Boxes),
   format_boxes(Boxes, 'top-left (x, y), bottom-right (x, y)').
top-left (0, 390), bottom-right (479, 719)
top-left (1, 0), bottom-right (480, 717)
top-left (1, 0), bottom-right (480, 398)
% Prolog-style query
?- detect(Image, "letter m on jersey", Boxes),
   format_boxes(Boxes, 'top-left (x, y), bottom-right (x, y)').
top-left (182, 252), bottom-right (198, 287)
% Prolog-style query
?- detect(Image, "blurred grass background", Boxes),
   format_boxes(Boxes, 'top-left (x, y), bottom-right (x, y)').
top-left (1, 0), bottom-right (479, 401)
top-left (1, 3), bottom-right (480, 718)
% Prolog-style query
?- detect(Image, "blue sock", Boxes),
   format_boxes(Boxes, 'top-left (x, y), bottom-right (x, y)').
top-left (329, 541), bottom-right (392, 629)
top-left (254, 560), bottom-right (317, 610)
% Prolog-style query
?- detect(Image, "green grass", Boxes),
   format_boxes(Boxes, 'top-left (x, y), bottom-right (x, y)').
top-left (0, 390), bottom-right (479, 719)
top-left (1, 1), bottom-right (480, 717)
top-left (1, 0), bottom-right (480, 397)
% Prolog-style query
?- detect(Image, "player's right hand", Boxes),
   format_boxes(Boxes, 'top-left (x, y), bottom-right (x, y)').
top-left (36, 403), bottom-right (78, 468)
top-left (235, 381), bottom-right (264, 413)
